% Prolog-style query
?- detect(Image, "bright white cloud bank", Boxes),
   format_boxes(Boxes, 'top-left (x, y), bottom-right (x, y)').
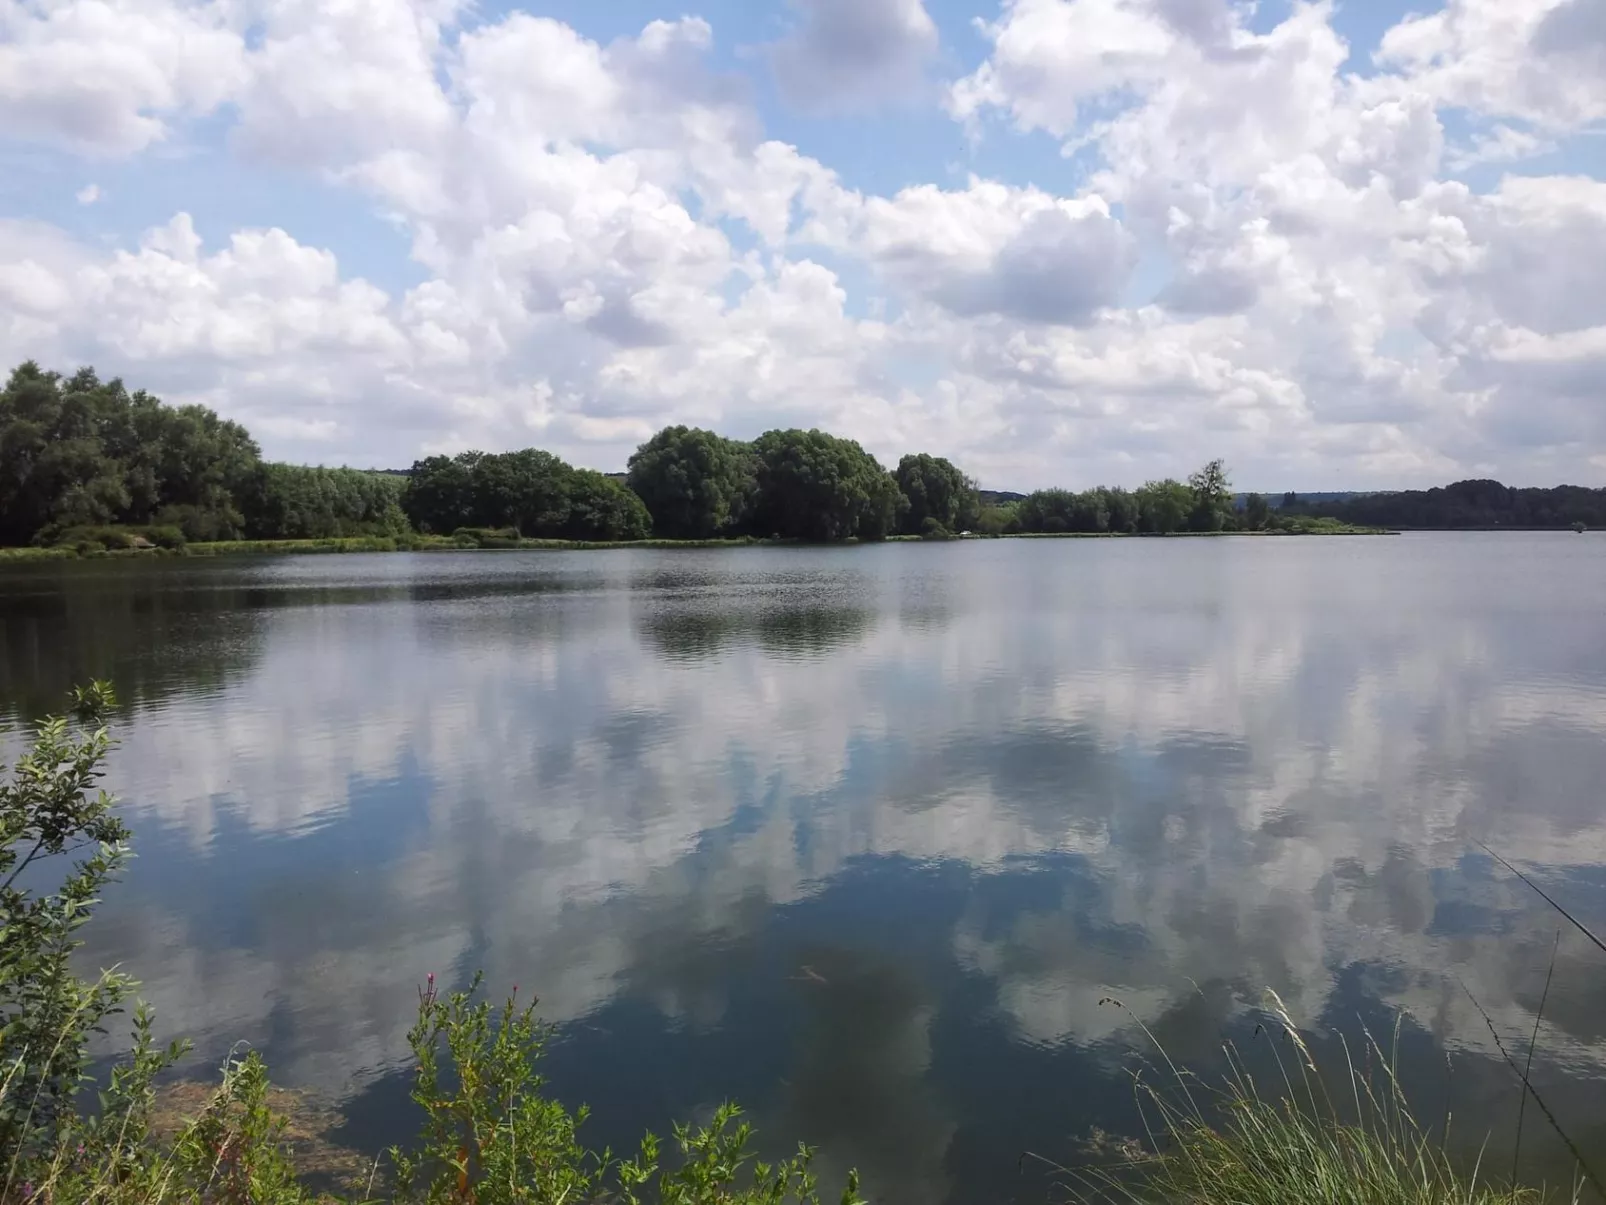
top-left (2, 0), bottom-right (1604, 487)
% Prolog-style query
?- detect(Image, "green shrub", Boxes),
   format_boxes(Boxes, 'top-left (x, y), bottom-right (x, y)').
top-left (449, 527), bottom-right (521, 548)
top-left (143, 525), bottom-right (186, 550)
top-left (0, 683), bottom-right (181, 1163)
top-left (154, 503), bottom-right (242, 544)
top-left (33, 525), bottom-right (186, 554)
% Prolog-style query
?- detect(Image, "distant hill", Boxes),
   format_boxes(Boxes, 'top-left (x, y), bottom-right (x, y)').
top-left (1288, 480), bottom-right (1605, 529)
top-left (1251, 491), bottom-right (1373, 509)
top-left (979, 490), bottom-right (1025, 506)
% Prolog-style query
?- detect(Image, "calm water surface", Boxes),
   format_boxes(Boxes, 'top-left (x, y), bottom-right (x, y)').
top-left (3, 536), bottom-right (1606, 1201)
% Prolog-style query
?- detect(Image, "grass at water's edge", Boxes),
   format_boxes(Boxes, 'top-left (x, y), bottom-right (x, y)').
top-left (1062, 992), bottom-right (1592, 1205)
top-left (0, 535), bottom-right (764, 562)
top-left (0, 526), bottom-right (1392, 562)
top-left (1000, 525), bottom-right (1390, 538)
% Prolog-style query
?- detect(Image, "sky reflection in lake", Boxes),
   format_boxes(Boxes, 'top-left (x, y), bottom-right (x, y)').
top-left (3, 535), bottom-right (1605, 1202)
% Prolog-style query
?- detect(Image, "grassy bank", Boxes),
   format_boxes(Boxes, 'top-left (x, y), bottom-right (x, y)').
top-left (1065, 994), bottom-right (1590, 1205)
top-left (0, 523), bottom-right (1390, 563)
top-left (0, 534), bottom-right (767, 562)
top-left (1003, 525), bottom-right (1390, 538)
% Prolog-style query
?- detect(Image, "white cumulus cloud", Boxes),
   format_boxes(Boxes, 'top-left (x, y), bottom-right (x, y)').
top-left (0, 0), bottom-right (1602, 486)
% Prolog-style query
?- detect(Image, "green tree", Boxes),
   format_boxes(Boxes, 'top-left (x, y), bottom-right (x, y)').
top-left (563, 470), bottom-right (652, 541)
top-left (1017, 488), bottom-right (1075, 532)
top-left (627, 426), bottom-right (757, 539)
top-left (480, 448), bottom-right (573, 536)
top-left (0, 362), bottom-right (261, 546)
top-left (240, 464), bottom-right (410, 539)
top-left (403, 449), bottom-right (572, 537)
top-left (750, 429), bottom-right (904, 541)
top-left (1135, 479), bottom-right (1192, 533)
top-left (1187, 459), bottom-right (1232, 532)
top-left (1244, 492), bottom-right (1270, 531)
top-left (975, 503), bottom-right (1020, 536)
top-left (0, 365), bottom-right (130, 544)
top-left (402, 452), bottom-right (480, 534)
top-left (893, 453), bottom-right (978, 536)
top-left (1099, 486), bottom-right (1138, 534)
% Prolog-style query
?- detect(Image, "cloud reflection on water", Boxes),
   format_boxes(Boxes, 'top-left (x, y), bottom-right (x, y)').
top-left (5, 537), bottom-right (1603, 1201)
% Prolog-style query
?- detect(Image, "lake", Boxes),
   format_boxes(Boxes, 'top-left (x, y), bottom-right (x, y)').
top-left (3, 534), bottom-right (1605, 1201)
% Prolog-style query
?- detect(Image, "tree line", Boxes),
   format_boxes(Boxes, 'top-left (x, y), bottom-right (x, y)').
top-left (0, 362), bottom-right (409, 546)
top-left (993, 460), bottom-right (1250, 535)
top-left (1282, 478), bottom-right (1605, 530)
top-left (7, 360), bottom-right (1601, 548)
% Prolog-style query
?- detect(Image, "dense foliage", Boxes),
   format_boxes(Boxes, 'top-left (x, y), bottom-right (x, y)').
top-left (15, 361), bottom-right (1600, 554)
top-left (626, 427), bottom-right (914, 542)
top-left (401, 450), bottom-right (650, 541)
top-left (240, 464), bottom-right (410, 540)
top-left (626, 426), bottom-right (757, 539)
top-left (893, 454), bottom-right (980, 536)
top-left (748, 429), bottom-right (906, 541)
top-left (0, 689), bottom-right (864, 1205)
top-left (1006, 466), bottom-right (1238, 535)
top-left (1285, 479), bottom-right (1606, 530)
top-left (0, 363), bottom-right (259, 546)
top-left (1, 363), bottom-right (411, 547)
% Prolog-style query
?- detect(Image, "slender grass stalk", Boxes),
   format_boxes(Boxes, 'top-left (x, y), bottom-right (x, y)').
top-left (1056, 993), bottom-right (1575, 1205)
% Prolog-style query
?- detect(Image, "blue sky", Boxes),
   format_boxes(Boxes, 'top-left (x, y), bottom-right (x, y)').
top-left (2, 0), bottom-right (1604, 489)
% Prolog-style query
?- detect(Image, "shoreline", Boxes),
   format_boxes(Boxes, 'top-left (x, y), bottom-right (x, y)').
top-left (0, 527), bottom-right (1404, 563)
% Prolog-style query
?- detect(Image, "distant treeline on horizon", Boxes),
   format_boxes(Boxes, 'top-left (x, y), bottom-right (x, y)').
top-left (1, 361), bottom-right (1600, 550)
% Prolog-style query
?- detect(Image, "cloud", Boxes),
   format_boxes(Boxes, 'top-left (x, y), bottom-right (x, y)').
top-left (767, 0), bottom-right (938, 113)
top-left (75, 182), bottom-right (100, 204)
top-left (1378, 0), bottom-right (1606, 131)
top-left (0, 0), bottom-right (246, 155)
top-left (1444, 124), bottom-right (1556, 173)
top-left (1, 0), bottom-right (1605, 485)
top-left (856, 179), bottom-right (1136, 324)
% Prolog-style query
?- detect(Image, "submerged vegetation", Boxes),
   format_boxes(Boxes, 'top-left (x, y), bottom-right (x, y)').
top-left (3, 688), bottom-right (1600, 1203)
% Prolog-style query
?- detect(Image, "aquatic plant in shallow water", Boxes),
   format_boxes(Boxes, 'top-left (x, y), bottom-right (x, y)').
top-left (1055, 992), bottom-right (1589, 1205)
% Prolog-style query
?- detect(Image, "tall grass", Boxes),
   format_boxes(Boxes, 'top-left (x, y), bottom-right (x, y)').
top-left (1063, 993), bottom-right (1580, 1205)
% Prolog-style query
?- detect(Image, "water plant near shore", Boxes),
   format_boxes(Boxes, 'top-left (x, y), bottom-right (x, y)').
top-left (1058, 994), bottom-right (1587, 1205)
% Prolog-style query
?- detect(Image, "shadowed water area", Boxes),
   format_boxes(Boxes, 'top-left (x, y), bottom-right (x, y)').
top-left (2, 535), bottom-right (1605, 1202)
